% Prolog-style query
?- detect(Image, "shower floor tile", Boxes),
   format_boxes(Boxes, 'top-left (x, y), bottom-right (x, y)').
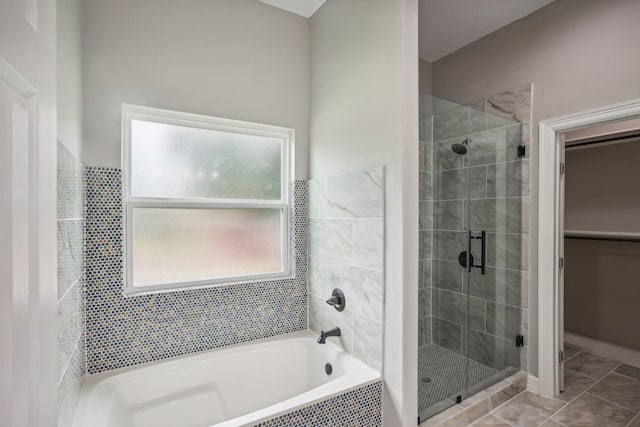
top-left (418, 344), bottom-right (499, 413)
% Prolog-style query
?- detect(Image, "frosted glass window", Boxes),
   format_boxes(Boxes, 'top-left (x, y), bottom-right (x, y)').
top-left (122, 104), bottom-right (293, 293)
top-left (132, 208), bottom-right (282, 286)
top-left (131, 120), bottom-right (282, 200)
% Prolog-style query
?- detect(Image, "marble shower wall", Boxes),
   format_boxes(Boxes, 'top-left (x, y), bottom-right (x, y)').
top-left (419, 95), bottom-right (475, 349)
top-left (425, 84), bottom-right (532, 372)
top-left (57, 141), bottom-right (86, 427)
top-left (418, 94), bottom-right (437, 348)
top-left (308, 167), bottom-right (385, 371)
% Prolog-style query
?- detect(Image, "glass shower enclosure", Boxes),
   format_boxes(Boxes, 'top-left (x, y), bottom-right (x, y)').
top-left (418, 94), bottom-right (527, 421)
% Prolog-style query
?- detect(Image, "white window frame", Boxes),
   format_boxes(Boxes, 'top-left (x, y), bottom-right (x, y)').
top-left (121, 104), bottom-right (294, 294)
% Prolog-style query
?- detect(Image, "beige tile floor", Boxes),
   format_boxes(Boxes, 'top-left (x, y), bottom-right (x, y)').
top-left (470, 344), bottom-right (640, 426)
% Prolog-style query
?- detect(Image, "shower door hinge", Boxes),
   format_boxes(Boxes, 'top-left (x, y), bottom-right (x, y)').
top-left (559, 257), bottom-right (564, 270)
top-left (517, 145), bottom-right (526, 157)
top-left (515, 334), bottom-right (525, 347)
top-left (560, 162), bottom-right (565, 176)
top-left (559, 351), bottom-right (564, 363)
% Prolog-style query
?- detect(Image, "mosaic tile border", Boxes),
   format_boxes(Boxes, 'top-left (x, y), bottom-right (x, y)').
top-left (85, 167), bottom-right (308, 374)
top-left (254, 380), bottom-right (383, 427)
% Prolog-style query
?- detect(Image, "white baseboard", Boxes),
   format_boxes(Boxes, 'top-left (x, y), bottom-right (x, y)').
top-left (527, 375), bottom-right (539, 393)
top-left (565, 332), bottom-right (640, 368)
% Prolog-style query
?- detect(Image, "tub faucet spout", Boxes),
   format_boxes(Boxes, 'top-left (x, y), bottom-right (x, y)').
top-left (317, 327), bottom-right (341, 344)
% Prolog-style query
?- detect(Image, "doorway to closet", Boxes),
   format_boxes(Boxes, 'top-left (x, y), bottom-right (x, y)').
top-left (538, 99), bottom-right (640, 399)
top-left (558, 119), bottom-right (640, 393)
top-left (537, 105), bottom-right (640, 398)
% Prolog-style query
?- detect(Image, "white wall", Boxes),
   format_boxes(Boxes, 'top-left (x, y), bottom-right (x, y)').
top-left (81, 0), bottom-right (310, 179)
top-left (310, 0), bottom-right (418, 425)
top-left (57, 0), bottom-right (83, 157)
top-left (431, 0), bottom-right (640, 377)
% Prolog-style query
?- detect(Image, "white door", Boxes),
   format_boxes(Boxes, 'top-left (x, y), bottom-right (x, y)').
top-left (0, 1), bottom-right (57, 426)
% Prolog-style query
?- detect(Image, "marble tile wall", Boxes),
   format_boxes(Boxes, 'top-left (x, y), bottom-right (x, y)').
top-left (419, 94), bottom-right (434, 349)
top-left (57, 142), bottom-right (86, 427)
top-left (308, 167), bottom-right (385, 371)
top-left (84, 169), bottom-right (308, 374)
top-left (426, 84), bottom-right (532, 372)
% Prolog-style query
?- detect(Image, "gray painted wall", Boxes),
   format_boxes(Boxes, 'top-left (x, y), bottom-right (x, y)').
top-left (310, 0), bottom-right (419, 425)
top-left (566, 141), bottom-right (640, 233)
top-left (430, 0), bottom-right (640, 376)
top-left (419, 58), bottom-right (432, 95)
top-left (81, 0), bottom-right (310, 179)
top-left (564, 239), bottom-right (640, 351)
top-left (565, 118), bottom-right (640, 143)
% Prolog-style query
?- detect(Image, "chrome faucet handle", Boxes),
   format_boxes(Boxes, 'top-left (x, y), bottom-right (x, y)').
top-left (325, 288), bottom-right (346, 312)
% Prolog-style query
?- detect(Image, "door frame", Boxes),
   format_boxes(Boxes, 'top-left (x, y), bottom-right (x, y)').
top-left (537, 98), bottom-right (640, 398)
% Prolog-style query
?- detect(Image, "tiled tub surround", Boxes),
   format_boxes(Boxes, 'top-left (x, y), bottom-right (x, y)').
top-left (255, 380), bottom-right (383, 427)
top-left (308, 167), bottom-right (385, 372)
top-left (73, 331), bottom-right (382, 427)
top-left (84, 168), bottom-right (308, 374)
top-left (57, 142), bottom-right (87, 426)
top-left (422, 85), bottom-right (532, 373)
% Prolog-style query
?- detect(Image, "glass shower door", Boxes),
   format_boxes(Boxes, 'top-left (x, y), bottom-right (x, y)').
top-left (464, 115), bottom-right (524, 396)
top-left (418, 95), bottom-right (525, 423)
top-left (418, 95), bottom-right (474, 420)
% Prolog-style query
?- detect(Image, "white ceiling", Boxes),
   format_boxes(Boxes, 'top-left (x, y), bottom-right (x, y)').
top-left (419, 0), bottom-right (556, 62)
top-left (256, 0), bottom-right (326, 18)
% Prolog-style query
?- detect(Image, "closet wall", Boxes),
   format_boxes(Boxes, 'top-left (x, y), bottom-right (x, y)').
top-left (564, 137), bottom-right (640, 351)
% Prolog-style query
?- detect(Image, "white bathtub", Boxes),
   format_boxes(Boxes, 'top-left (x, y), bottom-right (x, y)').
top-left (72, 330), bottom-right (380, 427)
